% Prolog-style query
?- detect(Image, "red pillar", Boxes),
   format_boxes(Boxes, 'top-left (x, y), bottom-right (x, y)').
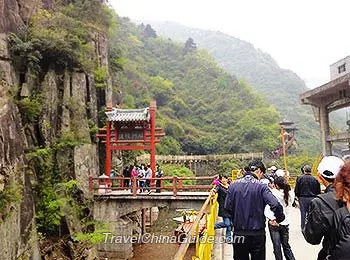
top-left (150, 101), bottom-right (156, 186)
top-left (105, 120), bottom-right (111, 176)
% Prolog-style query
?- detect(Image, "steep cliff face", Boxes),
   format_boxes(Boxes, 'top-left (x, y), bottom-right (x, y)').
top-left (0, 1), bottom-right (41, 259)
top-left (0, 0), bottom-right (110, 258)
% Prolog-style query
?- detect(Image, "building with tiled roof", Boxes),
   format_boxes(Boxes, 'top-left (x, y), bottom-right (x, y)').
top-left (105, 108), bottom-right (150, 122)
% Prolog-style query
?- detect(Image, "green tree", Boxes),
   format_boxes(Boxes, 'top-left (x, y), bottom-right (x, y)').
top-left (183, 37), bottom-right (197, 54)
top-left (143, 24), bottom-right (157, 38)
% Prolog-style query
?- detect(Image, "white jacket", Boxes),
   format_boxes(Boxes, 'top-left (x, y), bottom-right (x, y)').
top-left (264, 188), bottom-right (295, 226)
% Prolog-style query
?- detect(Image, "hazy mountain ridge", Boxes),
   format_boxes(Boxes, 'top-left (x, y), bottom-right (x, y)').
top-left (145, 20), bottom-right (321, 153)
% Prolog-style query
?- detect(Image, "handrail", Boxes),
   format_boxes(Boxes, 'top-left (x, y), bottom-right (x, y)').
top-left (136, 153), bottom-right (264, 162)
top-left (173, 193), bottom-right (218, 260)
top-left (89, 176), bottom-right (216, 196)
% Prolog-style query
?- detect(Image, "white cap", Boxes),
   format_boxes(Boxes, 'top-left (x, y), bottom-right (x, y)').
top-left (260, 178), bottom-right (271, 185)
top-left (275, 169), bottom-right (285, 177)
top-left (268, 166), bottom-right (277, 171)
top-left (317, 156), bottom-right (344, 179)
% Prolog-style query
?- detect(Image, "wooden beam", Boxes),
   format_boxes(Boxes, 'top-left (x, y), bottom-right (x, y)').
top-left (110, 145), bottom-right (151, 151)
top-left (327, 97), bottom-right (350, 112)
top-left (326, 132), bottom-right (350, 142)
top-left (102, 140), bottom-right (160, 144)
top-left (300, 73), bottom-right (350, 102)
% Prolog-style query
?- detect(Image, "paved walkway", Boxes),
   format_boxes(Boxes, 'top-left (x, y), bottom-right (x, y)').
top-left (213, 207), bottom-right (320, 259)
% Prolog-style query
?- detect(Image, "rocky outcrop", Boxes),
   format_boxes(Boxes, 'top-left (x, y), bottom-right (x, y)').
top-left (74, 144), bottom-right (99, 194)
top-left (40, 70), bottom-right (59, 145)
top-left (0, 0), bottom-right (113, 258)
top-left (0, 5), bottom-right (39, 258)
top-left (0, 0), bottom-right (39, 33)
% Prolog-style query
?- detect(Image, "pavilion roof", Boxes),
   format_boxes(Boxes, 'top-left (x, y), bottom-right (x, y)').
top-left (105, 108), bottom-right (150, 122)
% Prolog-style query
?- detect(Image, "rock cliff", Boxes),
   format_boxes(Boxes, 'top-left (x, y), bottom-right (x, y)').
top-left (0, 0), bottom-right (111, 258)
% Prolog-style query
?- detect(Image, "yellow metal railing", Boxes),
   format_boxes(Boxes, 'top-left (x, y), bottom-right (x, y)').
top-left (173, 193), bottom-right (218, 260)
top-left (192, 193), bottom-right (218, 260)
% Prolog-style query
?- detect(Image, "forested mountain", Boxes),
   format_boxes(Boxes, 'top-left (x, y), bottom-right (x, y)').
top-left (145, 21), bottom-right (322, 154)
top-left (0, 1), bottom-right (320, 258)
top-left (111, 18), bottom-right (282, 155)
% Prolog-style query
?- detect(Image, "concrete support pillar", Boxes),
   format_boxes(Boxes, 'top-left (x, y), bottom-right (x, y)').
top-left (319, 105), bottom-right (332, 155)
top-left (97, 216), bottom-right (133, 260)
top-left (94, 201), bottom-right (134, 260)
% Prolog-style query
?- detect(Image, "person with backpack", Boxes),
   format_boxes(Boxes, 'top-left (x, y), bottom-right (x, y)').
top-left (265, 176), bottom-right (296, 260)
top-left (224, 160), bottom-right (285, 260)
top-left (327, 160), bottom-right (350, 259)
top-left (303, 156), bottom-right (345, 260)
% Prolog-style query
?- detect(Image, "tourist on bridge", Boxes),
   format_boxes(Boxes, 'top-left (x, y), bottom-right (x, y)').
top-left (225, 160), bottom-right (285, 260)
top-left (137, 164), bottom-right (145, 193)
top-left (122, 166), bottom-right (131, 189)
top-left (130, 165), bottom-right (138, 191)
top-left (155, 164), bottom-right (163, 193)
top-left (144, 164), bottom-right (152, 193)
top-left (294, 164), bottom-right (321, 230)
top-left (265, 176), bottom-right (296, 260)
top-left (327, 160), bottom-right (350, 259)
top-left (303, 156), bottom-right (344, 260)
top-left (212, 175), bottom-right (232, 243)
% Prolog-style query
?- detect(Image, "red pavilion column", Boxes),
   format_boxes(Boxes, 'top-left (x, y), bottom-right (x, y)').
top-left (105, 120), bottom-right (112, 177)
top-left (149, 101), bottom-right (156, 186)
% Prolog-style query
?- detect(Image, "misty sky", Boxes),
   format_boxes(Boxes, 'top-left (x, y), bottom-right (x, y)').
top-left (110, 0), bottom-right (350, 89)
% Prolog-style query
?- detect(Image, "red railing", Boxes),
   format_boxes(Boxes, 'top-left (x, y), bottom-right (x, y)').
top-left (89, 176), bottom-right (217, 197)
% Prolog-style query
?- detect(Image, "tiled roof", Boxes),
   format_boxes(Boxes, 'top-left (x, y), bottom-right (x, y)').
top-left (105, 108), bottom-right (150, 122)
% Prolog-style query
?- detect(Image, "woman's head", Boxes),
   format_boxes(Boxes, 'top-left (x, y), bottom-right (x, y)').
top-left (274, 176), bottom-right (285, 189)
top-left (219, 174), bottom-right (229, 185)
top-left (335, 161), bottom-right (350, 202)
top-left (274, 176), bottom-right (291, 205)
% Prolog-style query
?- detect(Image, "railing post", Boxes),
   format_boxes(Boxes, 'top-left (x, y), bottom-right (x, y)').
top-left (132, 177), bottom-right (137, 196)
top-left (89, 176), bottom-right (93, 193)
top-left (172, 176), bottom-right (177, 196)
top-left (178, 178), bottom-right (183, 191)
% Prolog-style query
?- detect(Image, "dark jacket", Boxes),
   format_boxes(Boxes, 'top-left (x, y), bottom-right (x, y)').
top-left (303, 185), bottom-right (345, 260)
top-left (215, 184), bottom-right (230, 218)
top-left (123, 168), bottom-right (131, 177)
top-left (224, 174), bottom-right (285, 235)
top-left (328, 206), bottom-right (350, 260)
top-left (294, 173), bottom-right (321, 198)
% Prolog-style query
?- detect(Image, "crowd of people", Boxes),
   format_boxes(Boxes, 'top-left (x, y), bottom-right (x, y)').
top-left (118, 163), bottom-right (163, 193)
top-left (212, 156), bottom-right (350, 260)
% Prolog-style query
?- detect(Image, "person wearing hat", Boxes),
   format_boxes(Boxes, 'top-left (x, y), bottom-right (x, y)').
top-left (294, 164), bottom-right (321, 230)
top-left (303, 156), bottom-right (345, 260)
top-left (225, 160), bottom-right (285, 259)
top-left (268, 165), bottom-right (277, 174)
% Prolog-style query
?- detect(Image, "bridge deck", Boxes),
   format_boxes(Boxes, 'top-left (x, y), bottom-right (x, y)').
top-left (95, 190), bottom-right (210, 199)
